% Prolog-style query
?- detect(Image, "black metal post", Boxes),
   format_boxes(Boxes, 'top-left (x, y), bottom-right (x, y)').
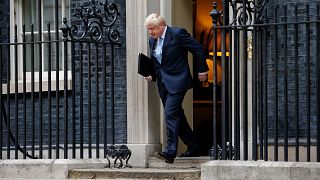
top-left (23, 25), bottom-right (27, 159)
top-left (221, 0), bottom-right (228, 160)
top-left (316, 3), bottom-right (320, 163)
top-left (111, 44), bottom-right (115, 145)
top-left (210, 1), bottom-right (220, 160)
top-left (259, 26), bottom-right (264, 160)
top-left (103, 44), bottom-right (107, 157)
top-left (252, 0), bottom-right (258, 161)
top-left (71, 42), bottom-right (76, 159)
top-left (88, 42), bottom-right (92, 158)
top-left (228, 20), bottom-right (233, 160)
top-left (305, 4), bottom-right (311, 162)
top-left (6, 26), bottom-right (10, 159)
top-left (0, 28), bottom-right (2, 160)
top-left (231, 0), bottom-right (240, 160)
top-left (294, 5), bottom-right (299, 162)
top-left (273, 6), bottom-right (278, 161)
top-left (79, 42), bottom-right (84, 159)
top-left (31, 25), bottom-right (35, 158)
top-left (55, 0), bottom-right (60, 159)
top-left (14, 25), bottom-right (18, 159)
top-left (263, 9), bottom-right (268, 161)
top-left (95, 43), bottom-right (100, 158)
top-left (38, 0), bottom-right (43, 159)
top-left (61, 19), bottom-right (70, 159)
top-left (47, 23), bottom-right (52, 159)
top-left (283, 5), bottom-right (288, 162)
top-left (242, 0), bottom-right (248, 161)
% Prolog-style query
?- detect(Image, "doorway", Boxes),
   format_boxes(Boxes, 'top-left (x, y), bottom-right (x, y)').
top-left (163, 0), bottom-right (226, 156)
top-left (192, 0), bottom-right (225, 156)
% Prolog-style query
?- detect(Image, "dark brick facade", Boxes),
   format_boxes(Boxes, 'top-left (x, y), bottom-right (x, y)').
top-left (264, 0), bottom-right (319, 139)
top-left (0, 0), bottom-right (9, 29)
top-left (0, 0), bottom-right (9, 82)
top-left (0, 0), bottom-right (127, 152)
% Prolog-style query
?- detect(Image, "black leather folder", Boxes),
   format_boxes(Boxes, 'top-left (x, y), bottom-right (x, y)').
top-left (138, 53), bottom-right (155, 81)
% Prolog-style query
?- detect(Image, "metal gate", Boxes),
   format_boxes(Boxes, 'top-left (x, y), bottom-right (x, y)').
top-left (0, 0), bottom-right (130, 168)
top-left (209, 0), bottom-right (320, 162)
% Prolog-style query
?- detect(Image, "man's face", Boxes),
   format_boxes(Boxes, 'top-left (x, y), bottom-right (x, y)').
top-left (147, 24), bottom-right (164, 39)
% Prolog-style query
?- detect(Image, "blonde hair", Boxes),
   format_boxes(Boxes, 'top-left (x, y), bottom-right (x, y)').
top-left (144, 13), bottom-right (167, 27)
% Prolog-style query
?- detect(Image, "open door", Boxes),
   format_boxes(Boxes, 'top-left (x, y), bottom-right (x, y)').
top-left (192, 0), bottom-right (227, 156)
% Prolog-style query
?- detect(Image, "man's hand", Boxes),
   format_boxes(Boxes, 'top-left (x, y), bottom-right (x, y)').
top-left (144, 76), bottom-right (153, 81)
top-left (198, 72), bottom-right (207, 82)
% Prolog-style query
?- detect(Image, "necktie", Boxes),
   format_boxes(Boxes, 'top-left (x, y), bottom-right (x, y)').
top-left (155, 37), bottom-right (164, 63)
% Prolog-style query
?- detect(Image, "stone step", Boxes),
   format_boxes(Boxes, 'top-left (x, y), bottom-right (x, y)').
top-left (68, 167), bottom-right (201, 180)
top-left (147, 156), bottom-right (211, 169)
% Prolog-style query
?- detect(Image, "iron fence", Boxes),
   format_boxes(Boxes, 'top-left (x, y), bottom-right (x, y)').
top-left (0, 0), bottom-right (130, 168)
top-left (209, 0), bottom-right (320, 162)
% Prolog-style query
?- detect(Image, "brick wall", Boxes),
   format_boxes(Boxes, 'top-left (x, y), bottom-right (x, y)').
top-left (0, 0), bottom-right (9, 82)
top-left (0, 0), bottom-right (9, 29)
top-left (264, 0), bottom-right (319, 139)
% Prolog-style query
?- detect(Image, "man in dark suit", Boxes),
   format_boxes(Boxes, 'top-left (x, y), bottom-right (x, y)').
top-left (144, 13), bottom-right (208, 163)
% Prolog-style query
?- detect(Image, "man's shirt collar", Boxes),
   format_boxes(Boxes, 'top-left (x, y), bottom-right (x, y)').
top-left (160, 26), bottom-right (167, 39)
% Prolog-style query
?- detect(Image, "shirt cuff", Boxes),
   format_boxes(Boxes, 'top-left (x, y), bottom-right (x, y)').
top-left (198, 72), bottom-right (207, 75)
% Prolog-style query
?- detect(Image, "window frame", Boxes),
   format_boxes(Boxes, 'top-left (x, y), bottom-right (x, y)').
top-left (6, 0), bottom-right (72, 93)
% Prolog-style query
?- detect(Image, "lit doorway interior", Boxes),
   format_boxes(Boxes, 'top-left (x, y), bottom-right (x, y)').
top-left (192, 0), bottom-right (225, 156)
top-left (162, 0), bottom-right (225, 156)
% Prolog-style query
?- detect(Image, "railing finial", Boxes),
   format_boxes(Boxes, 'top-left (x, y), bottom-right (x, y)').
top-left (60, 18), bottom-right (70, 40)
top-left (210, 2), bottom-right (221, 26)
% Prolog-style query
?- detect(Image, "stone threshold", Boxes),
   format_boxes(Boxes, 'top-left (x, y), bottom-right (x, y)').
top-left (69, 167), bottom-right (201, 179)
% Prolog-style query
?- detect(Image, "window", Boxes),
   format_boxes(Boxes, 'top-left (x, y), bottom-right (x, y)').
top-left (10, 0), bottom-right (71, 87)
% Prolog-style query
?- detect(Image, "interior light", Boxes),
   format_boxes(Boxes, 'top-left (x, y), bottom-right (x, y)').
top-left (209, 52), bottom-right (229, 57)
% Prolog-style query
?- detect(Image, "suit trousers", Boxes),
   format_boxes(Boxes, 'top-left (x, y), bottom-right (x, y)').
top-left (158, 82), bottom-right (199, 157)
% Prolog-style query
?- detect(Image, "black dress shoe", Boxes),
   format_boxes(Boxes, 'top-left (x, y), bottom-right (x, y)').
top-left (178, 151), bottom-right (200, 157)
top-left (154, 152), bottom-right (174, 164)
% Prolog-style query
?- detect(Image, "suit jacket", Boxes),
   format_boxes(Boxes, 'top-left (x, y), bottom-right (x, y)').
top-left (149, 26), bottom-right (208, 94)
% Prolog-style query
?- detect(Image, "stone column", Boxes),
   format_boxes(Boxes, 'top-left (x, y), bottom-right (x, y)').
top-left (126, 0), bottom-right (162, 167)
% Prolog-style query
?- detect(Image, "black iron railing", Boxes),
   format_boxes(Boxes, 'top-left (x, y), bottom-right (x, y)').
top-left (209, 0), bottom-right (320, 162)
top-left (0, 0), bottom-right (130, 168)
